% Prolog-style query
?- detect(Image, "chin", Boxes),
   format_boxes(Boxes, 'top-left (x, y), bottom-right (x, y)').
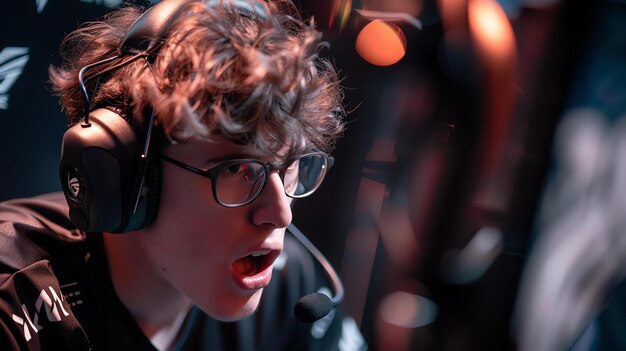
top-left (204, 289), bottom-right (264, 322)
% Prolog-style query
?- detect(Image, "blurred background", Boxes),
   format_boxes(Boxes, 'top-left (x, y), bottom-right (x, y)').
top-left (1, 0), bottom-right (625, 350)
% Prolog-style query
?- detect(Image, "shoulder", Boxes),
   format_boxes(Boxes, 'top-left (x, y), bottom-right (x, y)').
top-left (0, 192), bottom-right (85, 280)
top-left (0, 192), bottom-right (78, 235)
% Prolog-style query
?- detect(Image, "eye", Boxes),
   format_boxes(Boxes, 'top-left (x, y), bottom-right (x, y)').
top-left (224, 164), bottom-right (243, 174)
top-left (220, 162), bottom-right (262, 182)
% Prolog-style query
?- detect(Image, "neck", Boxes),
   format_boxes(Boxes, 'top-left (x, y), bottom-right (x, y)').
top-left (103, 231), bottom-right (191, 348)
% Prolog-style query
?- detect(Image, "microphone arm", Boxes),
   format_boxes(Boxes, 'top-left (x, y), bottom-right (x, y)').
top-left (288, 224), bottom-right (345, 322)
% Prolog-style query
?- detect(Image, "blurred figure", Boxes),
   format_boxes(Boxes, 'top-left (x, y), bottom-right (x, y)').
top-left (514, 2), bottom-right (626, 350)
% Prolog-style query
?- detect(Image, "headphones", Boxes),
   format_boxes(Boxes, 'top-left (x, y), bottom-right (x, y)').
top-left (59, 0), bottom-right (268, 233)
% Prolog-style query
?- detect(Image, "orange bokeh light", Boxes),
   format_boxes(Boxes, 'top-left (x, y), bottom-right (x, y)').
top-left (356, 20), bottom-right (407, 66)
top-left (469, 0), bottom-right (516, 63)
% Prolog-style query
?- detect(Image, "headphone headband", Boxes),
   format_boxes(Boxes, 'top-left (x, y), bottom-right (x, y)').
top-left (120, 0), bottom-right (188, 55)
top-left (120, 0), bottom-right (268, 57)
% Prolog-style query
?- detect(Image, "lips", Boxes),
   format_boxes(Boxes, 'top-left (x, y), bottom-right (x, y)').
top-left (231, 249), bottom-right (281, 291)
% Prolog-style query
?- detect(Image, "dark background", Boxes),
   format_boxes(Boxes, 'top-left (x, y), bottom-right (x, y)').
top-left (2, 0), bottom-right (625, 350)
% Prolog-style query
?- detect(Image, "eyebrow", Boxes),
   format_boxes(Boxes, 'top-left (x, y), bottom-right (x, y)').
top-left (201, 152), bottom-right (264, 167)
top-left (202, 152), bottom-right (295, 169)
top-left (203, 154), bottom-right (248, 164)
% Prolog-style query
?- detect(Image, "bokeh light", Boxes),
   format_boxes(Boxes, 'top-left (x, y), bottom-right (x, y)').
top-left (379, 291), bottom-right (438, 328)
top-left (355, 20), bottom-right (407, 66)
top-left (329, 0), bottom-right (352, 30)
top-left (440, 227), bottom-right (503, 284)
top-left (469, 0), bottom-right (517, 64)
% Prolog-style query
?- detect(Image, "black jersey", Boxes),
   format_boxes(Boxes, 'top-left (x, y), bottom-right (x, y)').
top-left (0, 193), bottom-right (364, 350)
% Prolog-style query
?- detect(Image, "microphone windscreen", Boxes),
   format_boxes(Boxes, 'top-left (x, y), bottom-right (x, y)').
top-left (294, 293), bottom-right (333, 323)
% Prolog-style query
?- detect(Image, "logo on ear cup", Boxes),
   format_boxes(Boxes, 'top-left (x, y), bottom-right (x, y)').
top-left (63, 166), bottom-right (86, 204)
top-left (69, 177), bottom-right (80, 197)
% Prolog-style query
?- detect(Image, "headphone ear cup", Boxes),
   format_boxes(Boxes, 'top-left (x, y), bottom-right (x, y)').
top-left (59, 108), bottom-right (150, 233)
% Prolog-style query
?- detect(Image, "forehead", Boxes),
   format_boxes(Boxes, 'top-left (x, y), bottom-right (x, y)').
top-left (163, 136), bottom-right (291, 164)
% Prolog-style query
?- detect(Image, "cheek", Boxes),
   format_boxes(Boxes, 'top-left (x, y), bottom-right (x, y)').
top-left (149, 164), bottom-right (263, 320)
top-left (145, 230), bottom-right (262, 322)
top-left (142, 225), bottom-right (228, 312)
top-left (160, 166), bottom-right (214, 209)
top-left (146, 168), bottom-right (218, 274)
top-left (156, 166), bottom-right (228, 234)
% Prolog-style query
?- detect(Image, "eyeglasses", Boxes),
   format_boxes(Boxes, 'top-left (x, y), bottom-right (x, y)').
top-left (160, 152), bottom-right (334, 207)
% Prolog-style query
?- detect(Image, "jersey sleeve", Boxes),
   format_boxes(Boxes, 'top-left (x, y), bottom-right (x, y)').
top-left (0, 216), bottom-right (91, 351)
top-left (0, 259), bottom-right (91, 350)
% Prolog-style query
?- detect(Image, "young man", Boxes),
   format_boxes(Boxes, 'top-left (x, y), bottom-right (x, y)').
top-left (0, 0), bottom-right (362, 349)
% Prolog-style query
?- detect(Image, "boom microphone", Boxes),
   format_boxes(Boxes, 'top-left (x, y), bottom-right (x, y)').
top-left (288, 224), bottom-right (345, 323)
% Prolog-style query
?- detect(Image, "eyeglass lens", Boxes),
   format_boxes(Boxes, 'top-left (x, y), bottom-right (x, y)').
top-left (214, 154), bottom-right (328, 206)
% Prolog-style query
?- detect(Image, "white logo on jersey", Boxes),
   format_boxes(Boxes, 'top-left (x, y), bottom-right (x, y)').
top-left (11, 286), bottom-right (70, 342)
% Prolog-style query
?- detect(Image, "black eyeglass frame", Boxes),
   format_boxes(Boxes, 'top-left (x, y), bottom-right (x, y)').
top-left (160, 152), bottom-right (334, 208)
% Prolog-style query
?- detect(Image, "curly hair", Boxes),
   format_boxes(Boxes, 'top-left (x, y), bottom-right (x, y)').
top-left (49, 0), bottom-right (344, 158)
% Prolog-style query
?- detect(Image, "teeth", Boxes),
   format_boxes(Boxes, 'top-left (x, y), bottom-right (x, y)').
top-left (251, 250), bottom-right (270, 257)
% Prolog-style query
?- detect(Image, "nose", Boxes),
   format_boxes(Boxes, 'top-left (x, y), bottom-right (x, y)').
top-left (251, 171), bottom-right (292, 228)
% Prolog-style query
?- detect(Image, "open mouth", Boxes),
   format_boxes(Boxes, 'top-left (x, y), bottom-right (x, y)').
top-left (232, 250), bottom-right (280, 277)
